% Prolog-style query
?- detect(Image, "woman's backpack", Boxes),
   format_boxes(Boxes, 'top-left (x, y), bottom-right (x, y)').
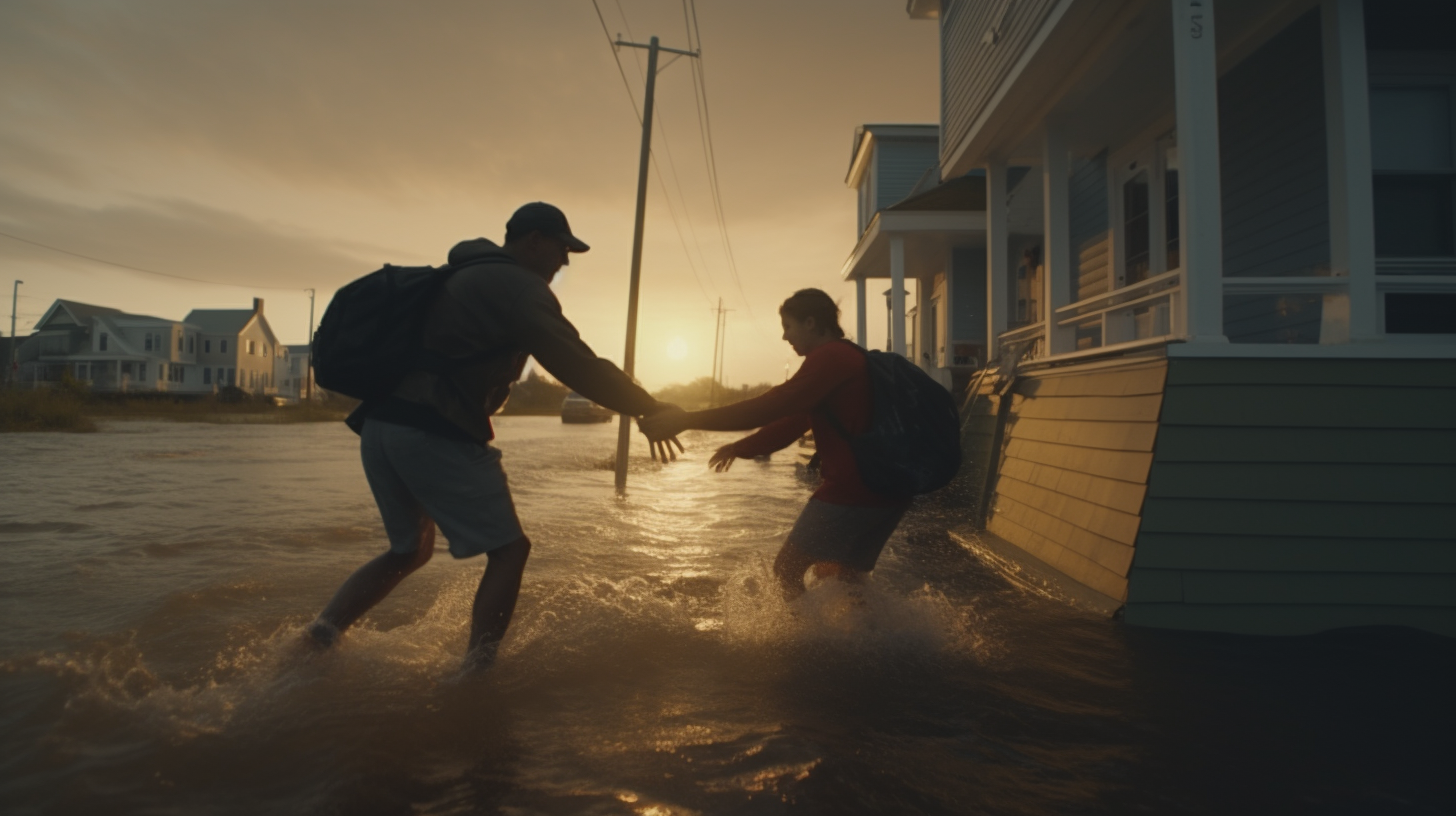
top-left (822, 342), bottom-right (962, 497)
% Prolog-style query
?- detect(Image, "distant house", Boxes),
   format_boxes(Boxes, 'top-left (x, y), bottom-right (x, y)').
top-left (183, 298), bottom-right (284, 396)
top-left (278, 344), bottom-right (314, 402)
top-left (859, 0), bottom-right (1456, 636)
top-left (18, 297), bottom-right (286, 396)
top-left (19, 300), bottom-right (210, 393)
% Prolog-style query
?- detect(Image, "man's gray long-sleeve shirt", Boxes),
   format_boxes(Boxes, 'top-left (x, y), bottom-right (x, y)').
top-left (365, 238), bottom-right (656, 443)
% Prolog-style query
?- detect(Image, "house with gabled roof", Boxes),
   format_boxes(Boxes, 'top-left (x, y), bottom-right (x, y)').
top-left (20, 299), bottom-right (207, 393)
top-left (18, 297), bottom-right (285, 396)
top-left (184, 298), bottom-right (284, 395)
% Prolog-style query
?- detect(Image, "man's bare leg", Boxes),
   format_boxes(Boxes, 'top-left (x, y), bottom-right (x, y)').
top-left (305, 520), bottom-right (437, 647)
top-left (462, 535), bottom-right (532, 673)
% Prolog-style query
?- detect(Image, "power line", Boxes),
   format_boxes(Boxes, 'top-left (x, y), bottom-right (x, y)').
top-left (604, 1), bottom-right (720, 309)
top-left (588, 0), bottom-right (718, 309)
top-left (685, 0), bottom-right (756, 323)
top-left (0, 229), bottom-right (311, 292)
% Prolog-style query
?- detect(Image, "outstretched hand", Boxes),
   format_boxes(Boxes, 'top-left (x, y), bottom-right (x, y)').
top-left (707, 444), bottom-right (737, 473)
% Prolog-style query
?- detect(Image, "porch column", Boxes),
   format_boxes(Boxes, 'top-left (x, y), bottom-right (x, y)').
top-left (1321, 0), bottom-right (1378, 341)
top-left (1171, 0), bottom-right (1227, 342)
top-left (1043, 129), bottom-right (1074, 354)
top-left (986, 161), bottom-right (1009, 358)
top-left (856, 277), bottom-right (868, 347)
top-left (890, 235), bottom-right (907, 357)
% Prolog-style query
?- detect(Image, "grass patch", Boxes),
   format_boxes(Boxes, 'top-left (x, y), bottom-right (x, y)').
top-left (1, 381), bottom-right (353, 432)
top-left (0, 388), bottom-right (98, 433)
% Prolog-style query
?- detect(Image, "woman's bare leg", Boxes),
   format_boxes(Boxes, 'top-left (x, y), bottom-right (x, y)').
top-left (773, 541), bottom-right (817, 600)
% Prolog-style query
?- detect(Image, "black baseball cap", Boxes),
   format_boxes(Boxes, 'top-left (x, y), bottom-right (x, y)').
top-left (505, 202), bottom-right (590, 252)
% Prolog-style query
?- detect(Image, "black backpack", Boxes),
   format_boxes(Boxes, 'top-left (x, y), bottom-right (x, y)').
top-left (311, 264), bottom-right (455, 401)
top-left (821, 341), bottom-right (962, 497)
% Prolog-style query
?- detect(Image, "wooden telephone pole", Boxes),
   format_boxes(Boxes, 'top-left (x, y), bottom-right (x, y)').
top-left (612, 35), bottom-right (699, 495)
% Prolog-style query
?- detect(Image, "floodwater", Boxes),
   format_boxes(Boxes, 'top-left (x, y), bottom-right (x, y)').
top-left (1, 417), bottom-right (1452, 815)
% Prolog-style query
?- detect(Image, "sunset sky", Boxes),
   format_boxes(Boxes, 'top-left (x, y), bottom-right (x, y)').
top-left (0, 1), bottom-right (938, 390)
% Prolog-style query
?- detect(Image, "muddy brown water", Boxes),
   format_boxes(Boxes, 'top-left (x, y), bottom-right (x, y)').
top-left (1, 417), bottom-right (1451, 815)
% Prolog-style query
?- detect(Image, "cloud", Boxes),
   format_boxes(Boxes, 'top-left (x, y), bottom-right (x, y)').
top-left (0, 178), bottom-right (383, 289)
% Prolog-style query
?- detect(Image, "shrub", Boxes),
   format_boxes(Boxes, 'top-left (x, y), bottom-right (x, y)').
top-left (0, 387), bottom-right (97, 433)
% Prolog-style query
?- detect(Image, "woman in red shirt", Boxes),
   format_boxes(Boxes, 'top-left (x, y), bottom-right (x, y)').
top-left (640, 289), bottom-right (910, 598)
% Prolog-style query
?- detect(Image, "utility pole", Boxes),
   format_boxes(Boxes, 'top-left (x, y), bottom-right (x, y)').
top-left (708, 298), bottom-right (732, 407)
top-left (7, 280), bottom-right (21, 388)
top-left (612, 34), bottom-right (699, 496)
top-left (304, 288), bottom-right (316, 401)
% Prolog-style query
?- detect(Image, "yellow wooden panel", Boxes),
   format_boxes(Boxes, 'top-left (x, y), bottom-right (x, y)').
top-left (990, 513), bottom-right (1130, 601)
top-left (1014, 361), bottom-right (1167, 398)
top-left (998, 458), bottom-right (1147, 516)
top-left (1005, 437), bottom-right (1156, 483)
top-left (994, 490), bottom-right (1138, 572)
top-left (1012, 393), bottom-right (1163, 422)
top-left (1008, 416), bottom-right (1160, 451)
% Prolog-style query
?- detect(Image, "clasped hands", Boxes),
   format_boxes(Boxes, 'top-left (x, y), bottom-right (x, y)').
top-left (638, 404), bottom-right (688, 462)
top-left (638, 406), bottom-right (737, 471)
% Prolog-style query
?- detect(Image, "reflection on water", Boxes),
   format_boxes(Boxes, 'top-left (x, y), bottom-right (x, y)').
top-left (0, 417), bottom-right (1451, 815)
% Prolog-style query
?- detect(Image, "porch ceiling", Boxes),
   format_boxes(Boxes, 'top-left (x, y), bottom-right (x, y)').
top-left (945, 0), bottom-right (1321, 172)
top-left (840, 210), bottom-right (986, 282)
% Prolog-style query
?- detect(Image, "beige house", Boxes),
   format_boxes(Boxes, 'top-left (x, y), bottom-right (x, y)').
top-left (183, 298), bottom-right (284, 396)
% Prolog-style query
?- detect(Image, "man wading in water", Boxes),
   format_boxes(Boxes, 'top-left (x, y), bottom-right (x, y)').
top-left (305, 202), bottom-right (679, 672)
top-left (640, 288), bottom-right (911, 598)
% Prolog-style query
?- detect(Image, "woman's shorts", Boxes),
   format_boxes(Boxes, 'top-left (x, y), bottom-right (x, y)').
top-left (783, 498), bottom-right (908, 573)
top-left (360, 420), bottom-right (525, 559)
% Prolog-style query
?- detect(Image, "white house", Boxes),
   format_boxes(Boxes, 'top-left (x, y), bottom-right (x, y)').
top-left (877, 0), bottom-right (1456, 636)
top-left (21, 300), bottom-right (210, 393)
top-left (20, 297), bottom-right (287, 396)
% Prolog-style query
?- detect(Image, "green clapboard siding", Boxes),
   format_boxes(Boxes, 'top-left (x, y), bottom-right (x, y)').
top-left (1165, 357), bottom-right (1456, 387)
top-left (1132, 568), bottom-right (1456, 606)
top-left (1153, 426), bottom-right (1456, 464)
top-left (1126, 356), bottom-right (1456, 636)
top-left (1122, 602), bottom-right (1456, 637)
top-left (1131, 533), bottom-right (1456, 572)
top-left (1145, 462), bottom-right (1456, 503)
top-left (1161, 384), bottom-right (1456, 428)
top-left (1140, 497), bottom-right (1455, 539)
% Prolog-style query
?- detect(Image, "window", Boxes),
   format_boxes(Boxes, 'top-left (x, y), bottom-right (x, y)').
top-left (1122, 171), bottom-right (1151, 284)
top-left (204, 368), bottom-right (212, 385)
top-left (248, 340), bottom-right (256, 356)
top-left (221, 340), bottom-right (229, 354)
top-left (204, 339), bottom-right (211, 354)
top-left (187, 336), bottom-right (194, 353)
top-left (1164, 162), bottom-right (1181, 272)
top-left (160, 363), bottom-right (167, 380)
top-left (1371, 85), bottom-right (1454, 258)
top-left (177, 334), bottom-right (184, 352)
top-left (1112, 139), bottom-right (1180, 287)
top-left (1386, 293), bottom-right (1456, 334)
top-left (227, 368), bottom-right (235, 386)
top-left (77, 364), bottom-right (88, 379)
top-left (139, 363), bottom-right (146, 381)
top-left (99, 332), bottom-right (108, 351)
top-left (144, 334), bottom-right (153, 352)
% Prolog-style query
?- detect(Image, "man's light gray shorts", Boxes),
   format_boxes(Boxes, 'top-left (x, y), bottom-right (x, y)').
top-left (361, 420), bottom-right (525, 559)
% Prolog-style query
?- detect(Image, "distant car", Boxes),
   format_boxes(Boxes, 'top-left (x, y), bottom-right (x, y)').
top-left (560, 391), bottom-right (613, 423)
